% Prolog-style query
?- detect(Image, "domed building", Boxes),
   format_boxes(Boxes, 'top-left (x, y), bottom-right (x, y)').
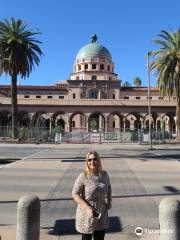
top-left (71, 34), bottom-right (117, 82)
top-left (0, 35), bottom-right (177, 142)
top-left (67, 34), bottom-right (120, 100)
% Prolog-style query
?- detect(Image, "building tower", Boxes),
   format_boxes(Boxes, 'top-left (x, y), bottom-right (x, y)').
top-left (68, 35), bottom-right (120, 100)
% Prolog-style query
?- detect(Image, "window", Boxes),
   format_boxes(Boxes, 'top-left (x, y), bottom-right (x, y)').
top-left (59, 96), bottom-right (64, 99)
top-left (92, 64), bottom-right (96, 69)
top-left (92, 75), bottom-right (97, 81)
top-left (159, 97), bottom-right (164, 99)
top-left (36, 95), bottom-right (41, 98)
top-left (124, 96), bottom-right (129, 99)
top-left (113, 121), bottom-right (115, 128)
top-left (107, 65), bottom-right (110, 71)
top-left (147, 97), bottom-right (152, 99)
top-left (113, 94), bottom-right (115, 99)
top-left (47, 96), bottom-right (52, 99)
top-left (72, 121), bottom-right (75, 127)
top-left (100, 64), bottom-right (104, 70)
top-left (24, 95), bottom-right (29, 98)
top-left (85, 64), bottom-right (88, 70)
top-left (78, 65), bottom-right (81, 71)
top-left (173, 97), bottom-right (176, 100)
top-left (73, 93), bottom-right (76, 99)
top-left (136, 96), bottom-right (141, 99)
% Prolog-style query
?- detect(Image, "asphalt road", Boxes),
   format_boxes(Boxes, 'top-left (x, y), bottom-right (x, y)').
top-left (0, 143), bottom-right (180, 238)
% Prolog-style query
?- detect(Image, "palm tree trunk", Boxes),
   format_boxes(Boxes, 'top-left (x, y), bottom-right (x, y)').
top-left (176, 99), bottom-right (180, 139)
top-left (11, 74), bottom-right (18, 139)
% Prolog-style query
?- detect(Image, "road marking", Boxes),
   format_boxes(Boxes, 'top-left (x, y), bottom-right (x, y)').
top-left (22, 149), bottom-right (48, 161)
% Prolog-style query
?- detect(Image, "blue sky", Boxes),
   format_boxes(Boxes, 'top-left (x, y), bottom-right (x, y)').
top-left (0, 0), bottom-right (180, 86)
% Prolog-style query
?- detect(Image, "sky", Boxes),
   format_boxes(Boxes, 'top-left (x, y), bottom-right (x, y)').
top-left (0, 0), bottom-right (180, 87)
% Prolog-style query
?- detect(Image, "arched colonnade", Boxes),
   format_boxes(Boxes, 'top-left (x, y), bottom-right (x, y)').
top-left (0, 110), bottom-right (176, 134)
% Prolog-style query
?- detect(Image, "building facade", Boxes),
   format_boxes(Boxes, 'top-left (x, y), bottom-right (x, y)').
top-left (0, 35), bottom-right (177, 135)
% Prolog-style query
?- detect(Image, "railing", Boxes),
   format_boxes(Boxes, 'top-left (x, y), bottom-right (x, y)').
top-left (0, 126), bottom-right (176, 144)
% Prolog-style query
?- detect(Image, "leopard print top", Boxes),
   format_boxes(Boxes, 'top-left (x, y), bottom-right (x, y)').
top-left (72, 171), bottom-right (111, 234)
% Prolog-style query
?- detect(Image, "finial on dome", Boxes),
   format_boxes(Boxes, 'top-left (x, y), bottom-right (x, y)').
top-left (91, 34), bottom-right (97, 43)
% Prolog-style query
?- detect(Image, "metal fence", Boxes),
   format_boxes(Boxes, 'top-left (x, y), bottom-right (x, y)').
top-left (0, 126), bottom-right (176, 144)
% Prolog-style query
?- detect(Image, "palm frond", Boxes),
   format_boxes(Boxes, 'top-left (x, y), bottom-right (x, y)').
top-left (0, 17), bottom-right (43, 78)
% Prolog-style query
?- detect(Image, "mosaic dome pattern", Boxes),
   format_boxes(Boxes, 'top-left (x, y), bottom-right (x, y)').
top-left (76, 42), bottom-right (112, 61)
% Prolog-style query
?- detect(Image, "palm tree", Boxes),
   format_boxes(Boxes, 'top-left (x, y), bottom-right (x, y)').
top-left (133, 76), bottom-right (142, 87)
top-left (122, 81), bottom-right (131, 87)
top-left (150, 28), bottom-right (180, 138)
top-left (0, 18), bottom-right (43, 138)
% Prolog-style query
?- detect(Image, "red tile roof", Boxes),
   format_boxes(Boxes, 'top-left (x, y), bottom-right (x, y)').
top-left (121, 86), bottom-right (159, 91)
top-left (0, 85), bottom-right (68, 91)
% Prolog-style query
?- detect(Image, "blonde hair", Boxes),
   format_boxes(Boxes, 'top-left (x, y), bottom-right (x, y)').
top-left (84, 151), bottom-right (102, 176)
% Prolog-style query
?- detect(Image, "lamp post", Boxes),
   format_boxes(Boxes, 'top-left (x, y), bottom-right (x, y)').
top-left (147, 52), bottom-right (153, 149)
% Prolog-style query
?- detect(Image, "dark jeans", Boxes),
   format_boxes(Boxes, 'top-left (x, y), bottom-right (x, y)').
top-left (82, 230), bottom-right (105, 240)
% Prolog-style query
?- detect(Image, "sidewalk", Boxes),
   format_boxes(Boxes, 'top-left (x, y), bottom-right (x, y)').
top-left (0, 226), bottom-right (159, 240)
top-left (0, 142), bottom-right (180, 150)
top-left (0, 226), bottom-right (57, 240)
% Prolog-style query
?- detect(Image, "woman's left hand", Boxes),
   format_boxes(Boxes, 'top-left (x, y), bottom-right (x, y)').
top-left (106, 200), bottom-right (112, 210)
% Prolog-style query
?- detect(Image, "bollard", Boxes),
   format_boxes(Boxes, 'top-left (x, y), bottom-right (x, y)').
top-left (159, 198), bottom-right (180, 240)
top-left (16, 195), bottom-right (40, 240)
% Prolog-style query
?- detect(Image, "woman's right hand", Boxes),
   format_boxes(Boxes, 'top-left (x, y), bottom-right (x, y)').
top-left (85, 206), bottom-right (93, 218)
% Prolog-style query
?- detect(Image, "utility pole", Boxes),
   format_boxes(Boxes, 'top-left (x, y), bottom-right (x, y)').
top-left (147, 52), bottom-right (153, 150)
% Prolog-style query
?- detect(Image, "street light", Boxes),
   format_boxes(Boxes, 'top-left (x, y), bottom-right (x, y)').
top-left (147, 52), bottom-right (153, 149)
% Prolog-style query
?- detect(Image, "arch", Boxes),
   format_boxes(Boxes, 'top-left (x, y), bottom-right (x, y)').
top-left (52, 111), bottom-right (65, 120)
top-left (162, 112), bottom-right (175, 120)
top-left (0, 111), bottom-right (11, 126)
top-left (57, 118), bottom-right (65, 132)
top-left (124, 119), bottom-right (130, 131)
top-left (126, 112), bottom-right (140, 120)
top-left (88, 112), bottom-right (105, 132)
top-left (69, 111), bottom-right (87, 132)
top-left (125, 112), bottom-right (141, 131)
top-left (144, 112), bottom-right (158, 121)
top-left (134, 119), bottom-right (142, 130)
top-left (107, 112), bottom-right (123, 132)
top-left (144, 112), bottom-right (158, 132)
top-left (0, 111), bottom-right (11, 137)
top-left (162, 112), bottom-right (175, 133)
top-left (18, 111), bottom-right (31, 127)
top-left (32, 111), bottom-right (50, 128)
top-left (156, 119), bottom-right (161, 131)
top-left (52, 111), bottom-right (66, 129)
top-left (162, 113), bottom-right (175, 133)
top-left (155, 115), bottom-right (162, 131)
top-left (69, 111), bottom-right (86, 121)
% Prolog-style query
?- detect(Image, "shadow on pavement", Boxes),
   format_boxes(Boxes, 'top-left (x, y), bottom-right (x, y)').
top-left (1, 191), bottom-right (180, 205)
top-left (47, 216), bottom-right (121, 235)
top-left (163, 185), bottom-right (179, 193)
top-left (61, 159), bottom-right (84, 162)
top-left (108, 216), bottom-right (122, 233)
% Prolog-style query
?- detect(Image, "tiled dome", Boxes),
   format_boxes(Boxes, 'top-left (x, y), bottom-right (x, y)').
top-left (76, 39), bottom-right (112, 61)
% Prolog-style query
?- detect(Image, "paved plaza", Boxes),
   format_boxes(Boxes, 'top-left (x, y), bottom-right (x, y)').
top-left (0, 143), bottom-right (180, 239)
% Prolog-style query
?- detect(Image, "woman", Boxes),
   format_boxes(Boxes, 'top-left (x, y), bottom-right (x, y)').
top-left (72, 151), bottom-right (112, 240)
